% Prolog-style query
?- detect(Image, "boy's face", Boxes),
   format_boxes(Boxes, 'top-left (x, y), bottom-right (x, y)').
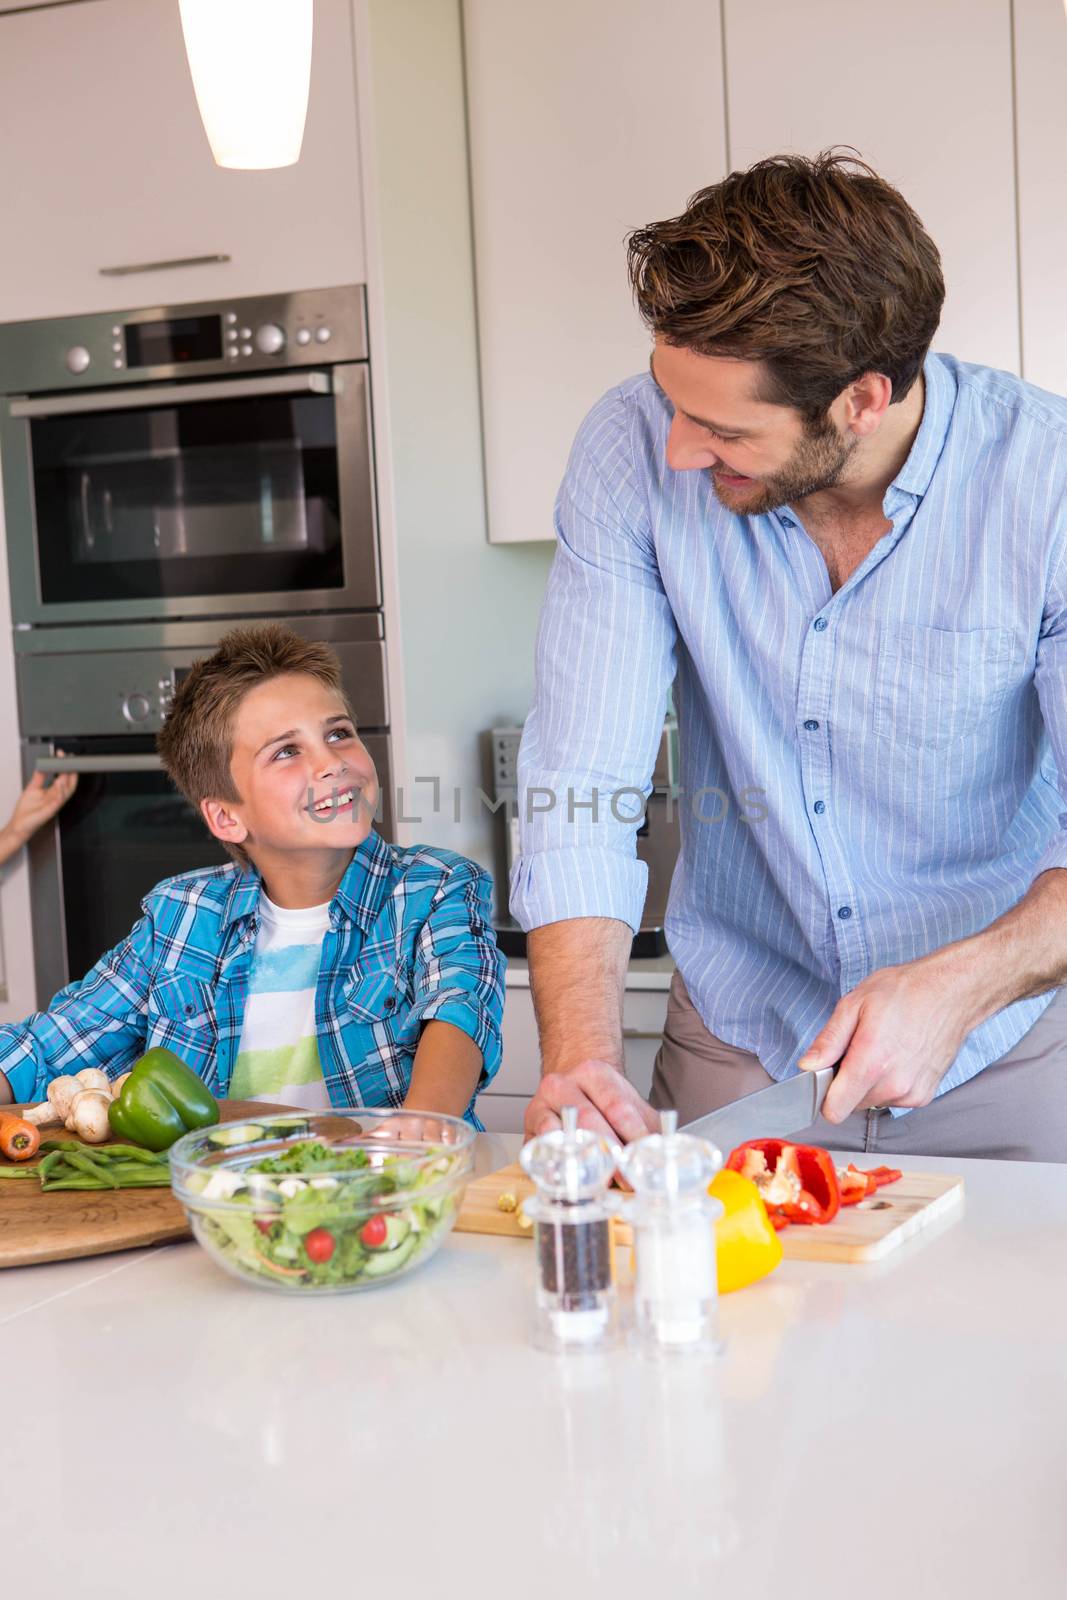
top-left (202, 673), bottom-right (379, 862)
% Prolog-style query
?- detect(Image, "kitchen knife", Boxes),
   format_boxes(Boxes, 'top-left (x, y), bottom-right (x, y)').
top-left (679, 1066), bottom-right (835, 1153)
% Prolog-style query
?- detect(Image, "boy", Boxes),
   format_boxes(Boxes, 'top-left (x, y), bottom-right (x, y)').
top-left (0, 625), bottom-right (505, 1125)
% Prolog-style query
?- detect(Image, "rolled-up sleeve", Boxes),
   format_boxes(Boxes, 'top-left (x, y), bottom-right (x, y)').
top-left (0, 915), bottom-right (153, 1103)
top-left (510, 391), bottom-right (678, 935)
top-left (1033, 528), bottom-right (1067, 877)
top-left (406, 861), bottom-right (505, 1089)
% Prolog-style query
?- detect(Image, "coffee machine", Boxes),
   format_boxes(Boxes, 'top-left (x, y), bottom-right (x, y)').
top-left (488, 718), bottom-right (680, 957)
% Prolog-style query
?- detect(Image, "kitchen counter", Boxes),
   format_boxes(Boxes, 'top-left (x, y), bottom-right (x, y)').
top-left (3, 1141), bottom-right (1063, 1599)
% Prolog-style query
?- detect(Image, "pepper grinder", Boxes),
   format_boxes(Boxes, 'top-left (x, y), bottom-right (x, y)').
top-left (618, 1111), bottom-right (724, 1355)
top-left (520, 1106), bottom-right (621, 1353)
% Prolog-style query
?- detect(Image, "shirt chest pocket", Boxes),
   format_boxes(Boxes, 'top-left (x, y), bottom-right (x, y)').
top-left (874, 624), bottom-right (1015, 751)
top-left (342, 967), bottom-right (413, 1036)
top-left (147, 973), bottom-right (218, 1045)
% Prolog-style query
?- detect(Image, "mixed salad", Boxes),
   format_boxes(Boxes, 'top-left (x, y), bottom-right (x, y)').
top-left (181, 1131), bottom-right (465, 1290)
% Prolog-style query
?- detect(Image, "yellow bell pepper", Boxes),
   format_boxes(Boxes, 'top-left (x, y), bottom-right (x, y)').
top-left (710, 1168), bottom-right (782, 1293)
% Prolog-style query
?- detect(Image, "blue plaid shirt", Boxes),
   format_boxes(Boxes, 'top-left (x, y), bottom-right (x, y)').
top-left (0, 831), bottom-right (505, 1125)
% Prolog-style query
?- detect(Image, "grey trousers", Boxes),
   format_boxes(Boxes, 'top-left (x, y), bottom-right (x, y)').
top-left (650, 971), bottom-right (1067, 1162)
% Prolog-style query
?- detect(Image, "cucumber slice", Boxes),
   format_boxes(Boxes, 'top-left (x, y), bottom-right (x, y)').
top-left (380, 1214), bottom-right (411, 1249)
top-left (360, 1229), bottom-right (421, 1278)
top-left (265, 1116), bottom-right (311, 1136)
top-left (208, 1123), bottom-right (266, 1148)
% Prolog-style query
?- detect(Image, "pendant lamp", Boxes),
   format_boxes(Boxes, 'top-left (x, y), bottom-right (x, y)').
top-left (179, 0), bottom-right (313, 170)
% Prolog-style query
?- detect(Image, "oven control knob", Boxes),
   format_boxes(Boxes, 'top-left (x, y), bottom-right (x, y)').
top-left (121, 692), bottom-right (152, 725)
top-left (66, 345), bottom-right (91, 374)
top-left (254, 323), bottom-right (286, 355)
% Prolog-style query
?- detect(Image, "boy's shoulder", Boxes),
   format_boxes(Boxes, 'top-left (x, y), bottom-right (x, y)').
top-left (352, 835), bottom-right (492, 928)
top-left (141, 863), bottom-right (247, 929)
top-left (385, 840), bottom-right (488, 890)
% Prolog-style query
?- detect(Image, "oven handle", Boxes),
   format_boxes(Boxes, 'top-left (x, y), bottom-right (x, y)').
top-left (10, 370), bottom-right (332, 419)
top-left (37, 755), bottom-right (164, 774)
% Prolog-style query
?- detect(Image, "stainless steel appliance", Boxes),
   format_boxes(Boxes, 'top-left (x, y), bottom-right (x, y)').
top-left (488, 718), bottom-right (680, 958)
top-left (0, 286), bottom-right (377, 625)
top-left (0, 287), bottom-right (394, 1004)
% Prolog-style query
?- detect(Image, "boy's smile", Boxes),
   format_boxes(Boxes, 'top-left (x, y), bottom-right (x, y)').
top-left (201, 673), bottom-right (379, 897)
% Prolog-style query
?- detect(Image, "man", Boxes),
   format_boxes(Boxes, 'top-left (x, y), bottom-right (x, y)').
top-left (511, 150), bottom-right (1067, 1162)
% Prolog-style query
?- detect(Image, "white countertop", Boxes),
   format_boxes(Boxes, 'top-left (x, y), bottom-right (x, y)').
top-left (3, 1140), bottom-right (1063, 1599)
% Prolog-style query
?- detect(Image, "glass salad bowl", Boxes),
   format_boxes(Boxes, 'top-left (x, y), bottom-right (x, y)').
top-left (169, 1109), bottom-right (477, 1294)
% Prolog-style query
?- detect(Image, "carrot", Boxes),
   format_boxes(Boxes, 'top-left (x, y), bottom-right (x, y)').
top-left (0, 1113), bottom-right (41, 1163)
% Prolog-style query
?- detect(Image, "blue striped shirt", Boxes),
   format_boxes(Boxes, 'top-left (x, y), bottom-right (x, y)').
top-left (0, 830), bottom-right (505, 1125)
top-left (510, 351), bottom-right (1067, 1111)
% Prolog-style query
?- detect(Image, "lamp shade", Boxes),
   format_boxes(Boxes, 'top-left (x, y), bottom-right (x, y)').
top-left (179, 0), bottom-right (313, 170)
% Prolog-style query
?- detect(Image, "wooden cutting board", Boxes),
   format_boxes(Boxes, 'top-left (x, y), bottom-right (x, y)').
top-left (0, 1100), bottom-right (296, 1269)
top-left (454, 1161), bottom-right (965, 1263)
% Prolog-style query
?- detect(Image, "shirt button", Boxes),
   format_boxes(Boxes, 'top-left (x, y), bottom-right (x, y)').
top-left (781, 515), bottom-right (795, 528)
top-left (803, 719), bottom-right (820, 732)
top-left (383, 997), bottom-right (396, 1013)
top-left (813, 617), bottom-right (828, 632)
top-left (837, 905), bottom-right (853, 920)
top-left (813, 800), bottom-right (826, 815)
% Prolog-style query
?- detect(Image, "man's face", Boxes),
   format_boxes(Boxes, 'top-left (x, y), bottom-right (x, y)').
top-left (651, 339), bottom-right (857, 515)
top-left (210, 673), bottom-right (379, 860)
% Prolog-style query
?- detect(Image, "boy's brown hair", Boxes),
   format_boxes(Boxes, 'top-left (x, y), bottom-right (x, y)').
top-left (627, 148), bottom-right (945, 425)
top-left (157, 623), bottom-right (354, 864)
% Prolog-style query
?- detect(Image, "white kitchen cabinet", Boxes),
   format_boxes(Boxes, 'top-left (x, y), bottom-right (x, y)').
top-left (724, 0), bottom-right (1020, 376)
top-left (1013, 0), bottom-right (1067, 396)
top-left (463, 0), bottom-right (728, 543)
top-left (480, 973), bottom-right (670, 1132)
top-left (0, 0), bottom-right (365, 324)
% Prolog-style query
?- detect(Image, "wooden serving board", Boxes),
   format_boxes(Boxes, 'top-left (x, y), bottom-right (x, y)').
top-left (454, 1161), bottom-right (965, 1263)
top-left (0, 1100), bottom-right (296, 1269)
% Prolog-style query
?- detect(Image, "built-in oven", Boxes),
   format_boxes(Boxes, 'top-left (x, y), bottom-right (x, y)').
top-left (0, 286), bottom-right (395, 1007)
top-left (19, 616), bottom-right (394, 1004)
top-left (0, 286), bottom-right (379, 625)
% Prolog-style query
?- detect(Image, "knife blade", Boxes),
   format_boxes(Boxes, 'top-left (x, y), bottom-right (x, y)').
top-left (679, 1066), bottom-right (835, 1154)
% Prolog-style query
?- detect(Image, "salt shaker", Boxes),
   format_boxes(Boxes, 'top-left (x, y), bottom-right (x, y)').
top-left (618, 1111), bottom-right (724, 1355)
top-left (519, 1106), bottom-right (621, 1353)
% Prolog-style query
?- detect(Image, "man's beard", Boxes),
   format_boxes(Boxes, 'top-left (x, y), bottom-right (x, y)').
top-left (710, 413), bottom-right (858, 516)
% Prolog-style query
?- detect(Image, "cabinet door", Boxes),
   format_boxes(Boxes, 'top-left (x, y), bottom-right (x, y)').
top-left (724, 0), bottom-right (1019, 375)
top-left (0, 0), bottom-right (365, 323)
top-left (1014, 0), bottom-right (1067, 394)
top-left (463, 0), bottom-right (727, 543)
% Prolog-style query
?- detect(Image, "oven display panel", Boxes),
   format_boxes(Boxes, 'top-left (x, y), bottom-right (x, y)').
top-left (124, 315), bottom-right (223, 368)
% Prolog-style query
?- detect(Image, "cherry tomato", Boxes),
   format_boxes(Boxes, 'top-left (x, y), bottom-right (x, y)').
top-left (360, 1214), bottom-right (388, 1248)
top-left (305, 1227), bottom-right (336, 1263)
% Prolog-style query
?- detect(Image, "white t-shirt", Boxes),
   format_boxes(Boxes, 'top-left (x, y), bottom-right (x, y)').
top-left (230, 894), bottom-right (332, 1110)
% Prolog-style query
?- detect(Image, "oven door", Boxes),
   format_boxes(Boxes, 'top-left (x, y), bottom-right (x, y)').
top-left (2, 364), bottom-right (379, 625)
top-left (24, 732), bottom-right (393, 1005)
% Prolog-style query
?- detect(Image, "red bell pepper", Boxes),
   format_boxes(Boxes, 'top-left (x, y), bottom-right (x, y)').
top-left (838, 1162), bottom-right (903, 1205)
top-left (726, 1139), bottom-right (841, 1227)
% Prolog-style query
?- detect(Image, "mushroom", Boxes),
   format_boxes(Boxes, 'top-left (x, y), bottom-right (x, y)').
top-left (65, 1088), bottom-right (112, 1144)
top-left (74, 1068), bottom-right (111, 1096)
top-left (47, 1075), bottom-right (83, 1122)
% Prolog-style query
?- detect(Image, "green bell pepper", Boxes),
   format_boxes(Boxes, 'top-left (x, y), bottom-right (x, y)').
top-left (108, 1047), bottom-right (219, 1151)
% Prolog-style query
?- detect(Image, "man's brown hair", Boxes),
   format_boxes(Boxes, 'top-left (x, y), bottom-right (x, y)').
top-left (627, 148), bottom-right (944, 423)
top-left (157, 622), bottom-right (354, 864)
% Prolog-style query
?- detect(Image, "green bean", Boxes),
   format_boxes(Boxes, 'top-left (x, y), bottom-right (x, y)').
top-left (39, 1176), bottom-right (109, 1191)
top-left (0, 1165), bottom-right (37, 1179)
top-left (64, 1150), bottom-right (120, 1188)
top-left (100, 1145), bottom-right (167, 1166)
